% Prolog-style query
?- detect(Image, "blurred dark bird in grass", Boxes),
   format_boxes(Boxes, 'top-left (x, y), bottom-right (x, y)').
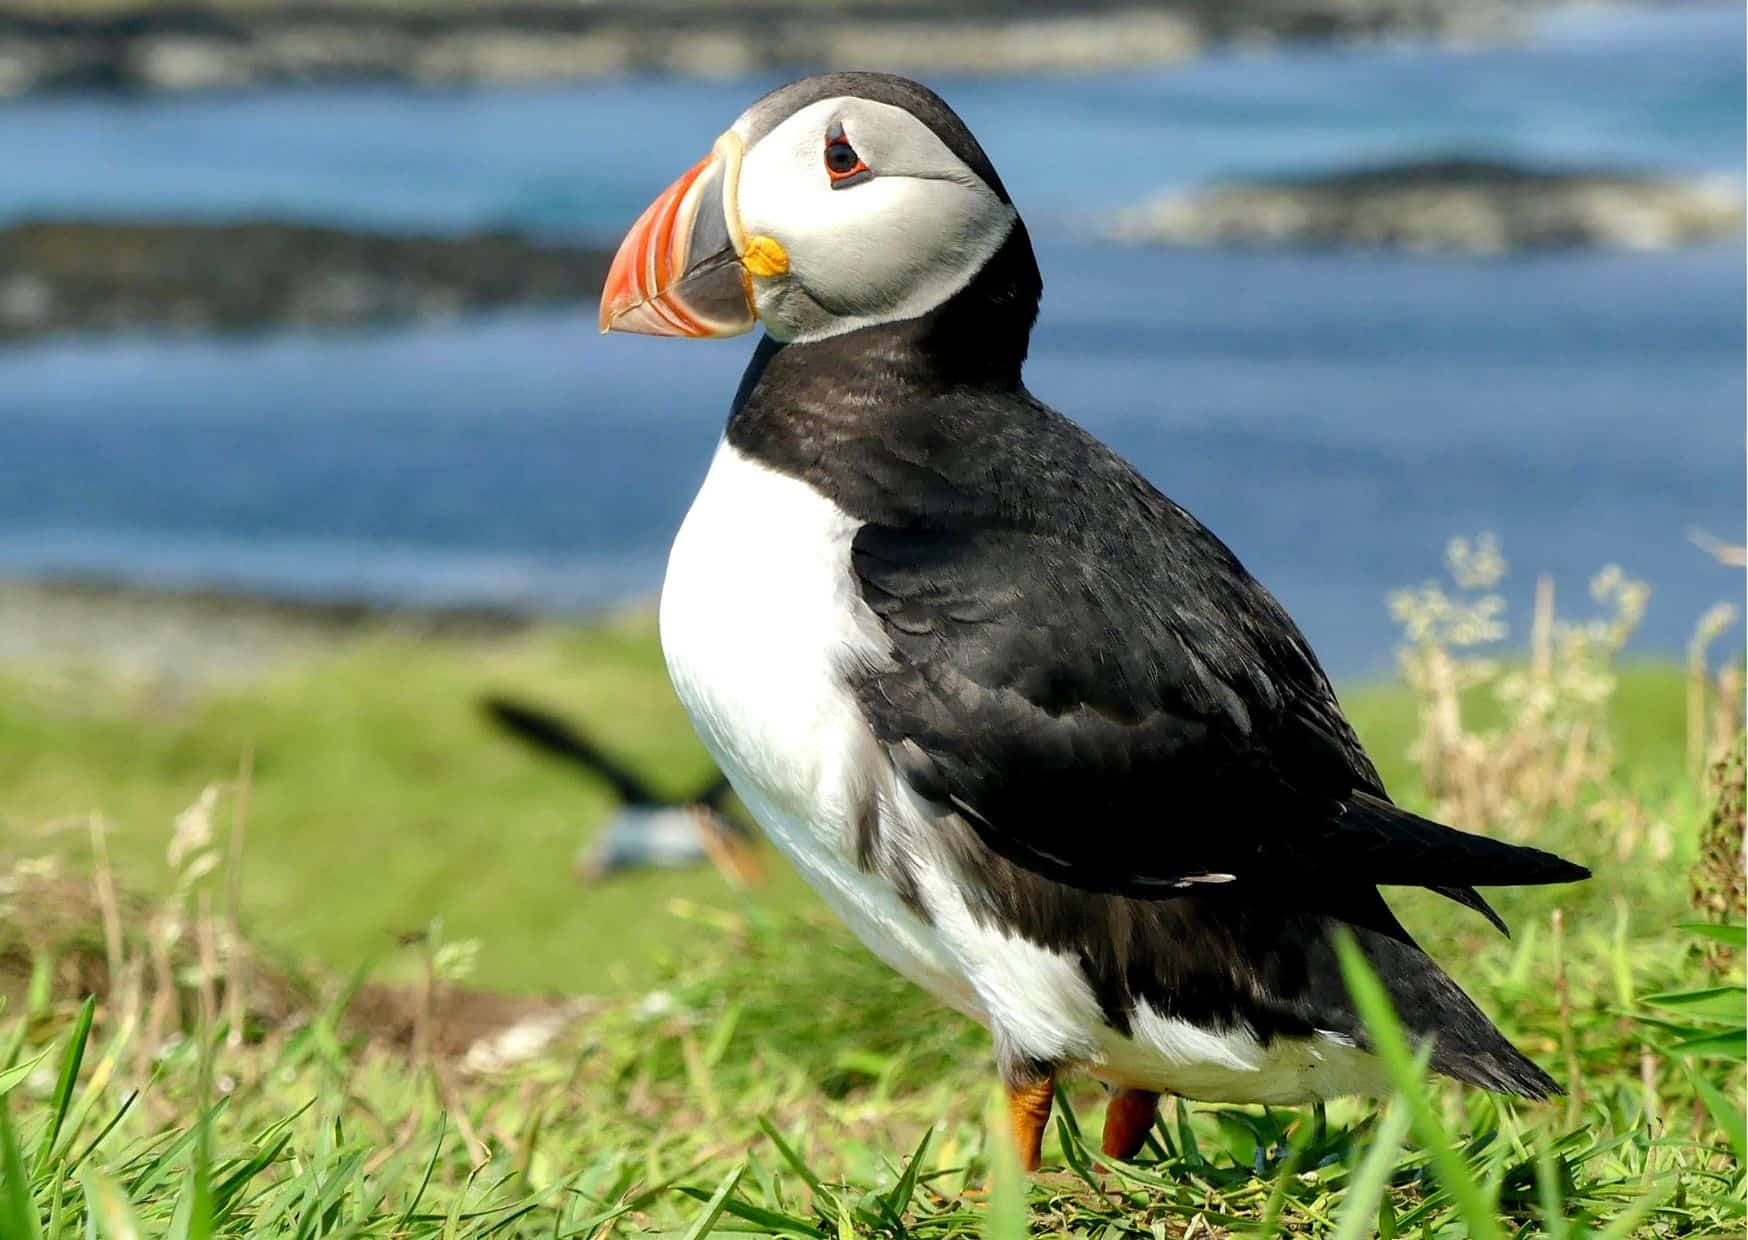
top-left (481, 695), bottom-right (760, 886)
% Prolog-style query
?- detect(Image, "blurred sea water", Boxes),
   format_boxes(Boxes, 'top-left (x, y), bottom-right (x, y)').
top-left (0, 3), bottom-right (1740, 676)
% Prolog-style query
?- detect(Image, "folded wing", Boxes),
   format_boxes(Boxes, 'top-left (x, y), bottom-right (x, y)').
top-left (850, 504), bottom-right (1587, 935)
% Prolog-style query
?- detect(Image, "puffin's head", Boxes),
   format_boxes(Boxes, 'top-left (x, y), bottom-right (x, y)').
top-left (599, 73), bottom-right (1031, 345)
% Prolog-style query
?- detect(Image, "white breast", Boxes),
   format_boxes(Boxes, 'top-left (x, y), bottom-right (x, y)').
top-left (659, 440), bottom-right (977, 1014)
top-left (660, 439), bottom-right (882, 830)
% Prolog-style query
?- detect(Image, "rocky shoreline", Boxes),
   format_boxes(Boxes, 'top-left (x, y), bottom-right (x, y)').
top-left (0, 0), bottom-right (1536, 95)
top-left (0, 576), bottom-right (541, 691)
top-left (0, 218), bottom-right (610, 341)
top-left (8, 155), bottom-right (1741, 343)
top-left (1108, 157), bottom-right (1746, 254)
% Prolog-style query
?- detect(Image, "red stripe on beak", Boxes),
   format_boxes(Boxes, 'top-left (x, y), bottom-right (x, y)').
top-left (599, 143), bottom-right (756, 339)
top-left (599, 154), bottom-right (709, 335)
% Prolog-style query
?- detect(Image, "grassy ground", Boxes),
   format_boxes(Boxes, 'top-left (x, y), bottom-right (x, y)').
top-left (0, 612), bottom-right (1741, 1235)
top-left (0, 616), bottom-right (807, 993)
top-left (0, 614), bottom-right (1700, 991)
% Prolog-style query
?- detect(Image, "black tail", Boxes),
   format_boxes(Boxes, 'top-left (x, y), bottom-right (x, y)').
top-left (481, 696), bottom-right (660, 806)
top-left (1352, 926), bottom-right (1562, 1100)
top-left (1430, 884), bottom-right (1512, 937)
top-left (1327, 792), bottom-right (1590, 937)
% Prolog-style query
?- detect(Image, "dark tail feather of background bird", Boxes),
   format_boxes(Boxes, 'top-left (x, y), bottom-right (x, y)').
top-left (482, 694), bottom-right (741, 823)
top-left (482, 695), bottom-right (661, 805)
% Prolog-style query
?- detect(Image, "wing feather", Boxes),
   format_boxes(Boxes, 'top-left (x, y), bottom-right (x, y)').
top-left (851, 499), bottom-right (1587, 931)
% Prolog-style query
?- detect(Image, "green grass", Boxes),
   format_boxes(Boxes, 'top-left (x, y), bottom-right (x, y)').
top-left (0, 618), bottom-right (815, 993)
top-left (0, 618), bottom-right (1740, 1235)
top-left (0, 620), bottom-right (1701, 991)
top-left (0, 901), bottom-right (1739, 1236)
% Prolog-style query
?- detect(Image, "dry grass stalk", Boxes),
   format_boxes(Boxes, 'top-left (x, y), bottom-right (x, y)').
top-left (1686, 603), bottom-right (1741, 780)
top-left (225, 742), bottom-right (253, 1047)
top-left (87, 813), bottom-right (124, 990)
top-left (1389, 536), bottom-right (1653, 843)
top-left (3, 777), bottom-right (587, 1147)
top-left (145, 906), bottom-right (179, 1061)
top-left (1639, 1045), bottom-right (1660, 1133)
top-left (414, 929), bottom-right (437, 1070)
top-left (1551, 907), bottom-right (1583, 1122)
top-left (432, 1061), bottom-right (493, 1166)
top-left (1691, 732), bottom-right (1746, 972)
top-left (0, 781), bottom-right (282, 1093)
top-left (1687, 527), bottom-right (1747, 568)
top-left (1711, 662), bottom-right (1743, 759)
top-left (196, 886), bottom-right (220, 1033)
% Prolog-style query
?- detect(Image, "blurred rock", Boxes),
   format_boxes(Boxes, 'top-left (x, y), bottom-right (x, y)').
top-left (0, 578), bottom-right (533, 699)
top-left (0, 0), bottom-right (1535, 95)
top-left (0, 218), bottom-right (611, 341)
top-left (1108, 158), bottom-right (1747, 254)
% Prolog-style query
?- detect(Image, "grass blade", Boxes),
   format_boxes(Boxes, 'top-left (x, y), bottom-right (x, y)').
top-left (672, 1186), bottom-right (826, 1238)
top-left (1678, 923), bottom-right (1747, 949)
top-left (32, 998), bottom-right (94, 1177)
top-left (1255, 1114), bottom-right (1316, 1239)
top-left (1532, 1137), bottom-right (1570, 1240)
top-left (1591, 1181), bottom-right (1670, 1240)
top-left (1335, 930), bottom-right (1506, 1240)
top-left (212, 1131), bottom-right (292, 1221)
top-left (1174, 1098), bottom-right (1202, 1165)
top-left (1691, 1068), bottom-right (1748, 1163)
top-left (78, 1168), bottom-right (141, 1240)
top-left (1666, 1030), bottom-right (1747, 1060)
top-left (680, 1163), bottom-right (744, 1240)
top-left (879, 1126), bottom-right (931, 1227)
top-left (186, 1082), bottom-right (213, 1240)
top-left (0, 1055), bottom-right (49, 1105)
top-left (1331, 1096), bottom-right (1414, 1240)
top-left (982, 1108), bottom-right (1027, 1240)
top-left (396, 1112), bottom-right (446, 1231)
top-left (1640, 986), bottom-right (1748, 1018)
top-left (0, 1096), bottom-right (43, 1240)
top-left (756, 1117), bottom-right (824, 1194)
top-left (165, 1168), bottom-right (196, 1240)
top-left (66, 1092), bottom-right (138, 1176)
top-left (1054, 1115), bottom-right (1104, 1198)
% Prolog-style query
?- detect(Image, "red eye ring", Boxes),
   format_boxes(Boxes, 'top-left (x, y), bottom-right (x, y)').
top-left (826, 147), bottom-right (870, 183)
top-left (824, 123), bottom-right (871, 187)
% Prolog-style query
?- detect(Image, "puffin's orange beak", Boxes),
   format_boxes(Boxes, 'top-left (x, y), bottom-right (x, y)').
top-left (599, 133), bottom-right (757, 337)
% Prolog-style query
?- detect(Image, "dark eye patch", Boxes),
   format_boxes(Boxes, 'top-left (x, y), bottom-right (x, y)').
top-left (823, 121), bottom-right (872, 189)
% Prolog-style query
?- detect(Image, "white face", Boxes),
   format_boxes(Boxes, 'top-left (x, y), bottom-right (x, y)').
top-left (731, 96), bottom-right (1017, 343)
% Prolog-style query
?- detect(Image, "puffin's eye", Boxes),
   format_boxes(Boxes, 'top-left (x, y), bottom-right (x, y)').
top-left (825, 141), bottom-right (860, 175)
top-left (823, 123), bottom-right (871, 189)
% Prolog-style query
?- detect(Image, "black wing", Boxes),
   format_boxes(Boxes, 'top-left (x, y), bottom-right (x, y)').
top-left (481, 696), bottom-right (661, 806)
top-left (850, 433), bottom-right (1586, 935)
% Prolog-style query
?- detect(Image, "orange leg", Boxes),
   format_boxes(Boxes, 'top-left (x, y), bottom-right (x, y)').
top-left (693, 808), bottom-right (762, 887)
top-left (1005, 1072), bottom-right (1056, 1172)
top-left (1101, 1088), bottom-right (1160, 1160)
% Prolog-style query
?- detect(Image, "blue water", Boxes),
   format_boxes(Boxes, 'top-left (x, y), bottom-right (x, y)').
top-left (0, 4), bottom-right (1741, 675)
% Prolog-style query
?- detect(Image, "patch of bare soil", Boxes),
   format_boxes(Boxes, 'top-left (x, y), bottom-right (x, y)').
top-left (0, 871), bottom-right (589, 1070)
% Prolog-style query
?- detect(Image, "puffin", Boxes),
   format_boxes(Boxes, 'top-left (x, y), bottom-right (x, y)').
top-left (481, 696), bottom-right (758, 884)
top-left (597, 73), bottom-right (1590, 1170)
